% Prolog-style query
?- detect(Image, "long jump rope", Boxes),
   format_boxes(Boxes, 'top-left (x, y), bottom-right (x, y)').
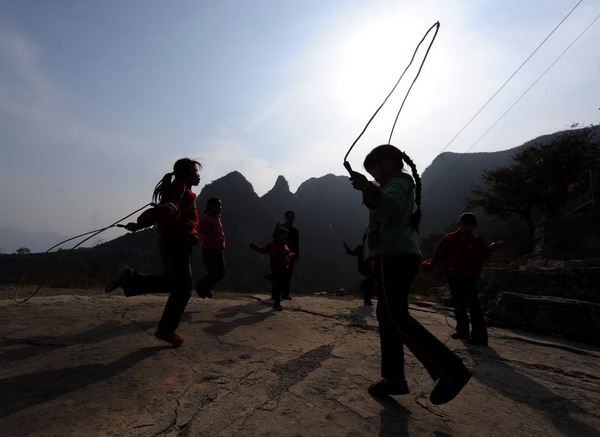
top-left (12, 202), bottom-right (161, 303)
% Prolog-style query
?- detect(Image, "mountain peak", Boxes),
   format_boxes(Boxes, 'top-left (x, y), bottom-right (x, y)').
top-left (272, 175), bottom-right (290, 192)
top-left (261, 175), bottom-right (294, 217)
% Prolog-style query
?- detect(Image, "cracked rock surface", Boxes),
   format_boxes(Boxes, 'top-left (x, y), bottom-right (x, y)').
top-left (1, 290), bottom-right (599, 436)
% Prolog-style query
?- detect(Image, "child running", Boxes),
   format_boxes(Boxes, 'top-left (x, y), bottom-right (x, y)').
top-left (249, 226), bottom-right (295, 311)
top-left (348, 144), bottom-right (471, 405)
top-left (422, 212), bottom-right (500, 346)
top-left (104, 157), bottom-right (202, 347)
top-left (195, 197), bottom-right (226, 299)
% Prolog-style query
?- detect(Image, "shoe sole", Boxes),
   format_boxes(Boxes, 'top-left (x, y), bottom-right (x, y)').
top-left (154, 333), bottom-right (183, 346)
top-left (430, 371), bottom-right (471, 405)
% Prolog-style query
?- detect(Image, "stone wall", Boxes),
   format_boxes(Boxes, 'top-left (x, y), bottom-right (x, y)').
top-left (481, 258), bottom-right (600, 344)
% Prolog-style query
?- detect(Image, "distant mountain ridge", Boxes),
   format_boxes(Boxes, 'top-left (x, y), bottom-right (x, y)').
top-left (4, 125), bottom-right (597, 293)
top-left (0, 227), bottom-right (69, 254)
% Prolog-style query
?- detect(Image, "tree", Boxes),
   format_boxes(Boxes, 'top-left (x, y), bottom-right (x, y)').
top-left (468, 125), bottom-right (598, 238)
top-left (15, 247), bottom-right (31, 255)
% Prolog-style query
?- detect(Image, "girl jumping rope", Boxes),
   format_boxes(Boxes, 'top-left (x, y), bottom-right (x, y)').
top-left (105, 157), bottom-right (202, 346)
top-left (349, 144), bottom-right (471, 405)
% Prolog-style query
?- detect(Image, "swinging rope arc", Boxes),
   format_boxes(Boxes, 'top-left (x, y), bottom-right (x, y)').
top-left (343, 21), bottom-right (441, 174)
top-left (13, 202), bottom-right (154, 303)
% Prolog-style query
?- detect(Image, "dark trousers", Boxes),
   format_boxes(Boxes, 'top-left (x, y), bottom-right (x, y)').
top-left (360, 273), bottom-right (375, 303)
top-left (376, 255), bottom-right (466, 382)
top-left (447, 275), bottom-right (488, 341)
top-left (271, 269), bottom-right (288, 305)
top-left (282, 260), bottom-right (295, 298)
top-left (124, 234), bottom-right (194, 334)
top-left (196, 249), bottom-right (226, 294)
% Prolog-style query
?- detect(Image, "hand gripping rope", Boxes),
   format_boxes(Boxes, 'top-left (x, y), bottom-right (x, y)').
top-left (13, 202), bottom-right (158, 303)
top-left (343, 21), bottom-right (440, 174)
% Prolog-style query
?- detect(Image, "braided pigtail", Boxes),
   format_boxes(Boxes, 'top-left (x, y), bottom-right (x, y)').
top-left (401, 152), bottom-right (422, 233)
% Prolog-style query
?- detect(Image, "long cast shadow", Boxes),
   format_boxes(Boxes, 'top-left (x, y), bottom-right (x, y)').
top-left (467, 345), bottom-right (600, 437)
top-left (0, 345), bottom-right (169, 418)
top-left (188, 303), bottom-right (274, 336)
top-left (371, 395), bottom-right (411, 436)
top-left (0, 319), bottom-right (158, 362)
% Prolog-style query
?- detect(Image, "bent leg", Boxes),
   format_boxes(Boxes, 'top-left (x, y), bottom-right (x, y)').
top-left (378, 256), bottom-right (466, 381)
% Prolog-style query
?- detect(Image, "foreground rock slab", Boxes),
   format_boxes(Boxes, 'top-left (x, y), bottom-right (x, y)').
top-left (1, 293), bottom-right (599, 437)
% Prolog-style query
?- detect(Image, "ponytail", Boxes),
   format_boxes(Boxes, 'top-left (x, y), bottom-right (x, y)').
top-left (152, 158), bottom-right (202, 203)
top-left (152, 172), bottom-right (174, 203)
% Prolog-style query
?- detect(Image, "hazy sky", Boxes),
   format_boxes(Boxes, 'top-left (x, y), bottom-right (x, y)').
top-left (1, 0), bottom-right (599, 243)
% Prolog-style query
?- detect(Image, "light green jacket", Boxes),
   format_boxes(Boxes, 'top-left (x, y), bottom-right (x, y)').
top-left (363, 174), bottom-right (421, 259)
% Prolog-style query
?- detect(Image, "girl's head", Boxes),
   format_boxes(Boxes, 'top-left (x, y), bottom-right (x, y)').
top-left (273, 226), bottom-right (289, 243)
top-left (284, 210), bottom-right (295, 225)
top-left (153, 158), bottom-right (202, 202)
top-left (173, 158), bottom-right (202, 186)
top-left (458, 212), bottom-right (477, 233)
top-left (364, 144), bottom-right (422, 233)
top-left (363, 144), bottom-right (405, 181)
top-left (205, 197), bottom-right (222, 214)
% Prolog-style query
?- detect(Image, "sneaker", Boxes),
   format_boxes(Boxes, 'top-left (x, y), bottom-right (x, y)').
top-left (154, 330), bottom-right (184, 346)
top-left (282, 296), bottom-right (292, 301)
top-left (451, 333), bottom-right (469, 340)
top-left (364, 300), bottom-right (373, 306)
top-left (105, 266), bottom-right (133, 293)
top-left (466, 338), bottom-right (488, 346)
top-left (429, 368), bottom-right (471, 405)
top-left (273, 304), bottom-right (284, 311)
top-left (195, 281), bottom-right (206, 298)
top-left (368, 379), bottom-right (410, 396)
top-left (205, 290), bottom-right (213, 299)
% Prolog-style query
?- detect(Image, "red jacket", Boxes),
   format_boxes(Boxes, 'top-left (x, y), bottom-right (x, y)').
top-left (422, 230), bottom-right (490, 278)
top-left (136, 178), bottom-right (199, 237)
top-left (250, 242), bottom-right (295, 271)
top-left (198, 212), bottom-right (225, 250)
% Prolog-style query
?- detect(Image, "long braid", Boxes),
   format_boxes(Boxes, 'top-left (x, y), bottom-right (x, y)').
top-left (400, 152), bottom-right (422, 233)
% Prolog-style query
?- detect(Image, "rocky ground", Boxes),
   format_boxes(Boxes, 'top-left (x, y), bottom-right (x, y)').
top-left (1, 286), bottom-right (599, 436)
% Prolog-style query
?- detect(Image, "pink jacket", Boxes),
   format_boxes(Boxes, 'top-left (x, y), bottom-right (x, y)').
top-left (198, 212), bottom-right (225, 250)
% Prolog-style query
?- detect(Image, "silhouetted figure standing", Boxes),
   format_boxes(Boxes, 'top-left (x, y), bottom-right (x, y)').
top-left (422, 212), bottom-right (501, 346)
top-left (281, 210), bottom-right (299, 300)
top-left (195, 197), bottom-right (226, 299)
top-left (343, 235), bottom-right (374, 306)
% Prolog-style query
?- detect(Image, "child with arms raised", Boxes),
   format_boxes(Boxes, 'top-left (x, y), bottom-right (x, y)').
top-left (250, 227), bottom-right (295, 311)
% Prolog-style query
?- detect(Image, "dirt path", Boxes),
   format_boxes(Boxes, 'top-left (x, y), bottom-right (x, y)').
top-left (1, 291), bottom-right (599, 436)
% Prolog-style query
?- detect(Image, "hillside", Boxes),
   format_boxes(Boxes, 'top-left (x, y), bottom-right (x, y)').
top-left (420, 125), bottom-right (600, 238)
top-left (3, 125), bottom-right (598, 293)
